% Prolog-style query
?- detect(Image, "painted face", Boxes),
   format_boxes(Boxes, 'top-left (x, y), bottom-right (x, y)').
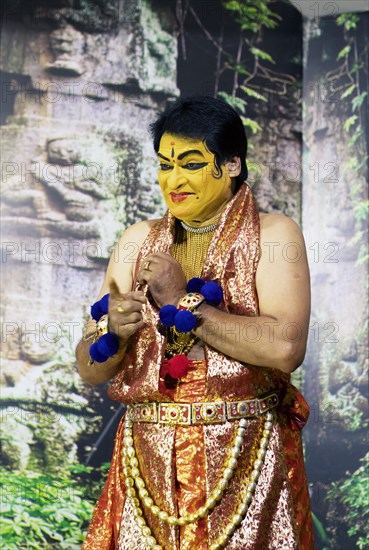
top-left (157, 134), bottom-right (234, 223)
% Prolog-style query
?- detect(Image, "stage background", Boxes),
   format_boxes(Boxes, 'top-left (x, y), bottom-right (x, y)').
top-left (1, 1), bottom-right (368, 548)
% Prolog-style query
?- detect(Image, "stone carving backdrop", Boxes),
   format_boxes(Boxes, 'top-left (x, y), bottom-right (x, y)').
top-left (0, 1), bottom-right (368, 548)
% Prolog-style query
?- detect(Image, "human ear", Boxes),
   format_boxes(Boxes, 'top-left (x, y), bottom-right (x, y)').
top-left (225, 157), bottom-right (241, 177)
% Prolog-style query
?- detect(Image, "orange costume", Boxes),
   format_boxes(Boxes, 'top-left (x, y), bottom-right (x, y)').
top-left (82, 184), bottom-right (314, 549)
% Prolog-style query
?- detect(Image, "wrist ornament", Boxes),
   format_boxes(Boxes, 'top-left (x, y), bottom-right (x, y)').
top-left (158, 278), bottom-right (222, 381)
top-left (159, 278), bottom-right (223, 333)
top-left (88, 294), bottom-right (119, 365)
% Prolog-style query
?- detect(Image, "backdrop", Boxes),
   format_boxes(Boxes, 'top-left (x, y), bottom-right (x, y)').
top-left (1, 1), bottom-right (368, 548)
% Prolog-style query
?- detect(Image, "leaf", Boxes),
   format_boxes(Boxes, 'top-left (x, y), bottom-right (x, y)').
top-left (250, 47), bottom-right (275, 64)
top-left (352, 92), bottom-right (368, 111)
top-left (218, 91), bottom-right (246, 114)
top-left (340, 84), bottom-right (356, 99)
top-left (240, 85), bottom-right (267, 102)
top-left (57, 509), bottom-right (81, 522)
top-left (354, 200), bottom-right (369, 222)
top-left (348, 129), bottom-right (362, 146)
top-left (343, 115), bottom-right (358, 132)
top-left (337, 45), bottom-right (351, 60)
top-left (224, 0), bottom-right (240, 10)
top-left (311, 512), bottom-right (331, 544)
top-left (241, 117), bottom-right (262, 134)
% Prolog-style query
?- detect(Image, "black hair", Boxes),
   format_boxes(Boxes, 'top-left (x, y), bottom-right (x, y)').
top-left (150, 95), bottom-right (248, 191)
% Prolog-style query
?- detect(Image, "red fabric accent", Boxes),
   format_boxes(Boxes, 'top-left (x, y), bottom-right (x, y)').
top-left (81, 415), bottom-right (126, 550)
top-left (166, 355), bottom-right (190, 379)
top-left (281, 384), bottom-right (310, 431)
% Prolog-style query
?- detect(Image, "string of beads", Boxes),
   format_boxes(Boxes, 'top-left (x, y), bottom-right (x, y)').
top-left (122, 410), bottom-right (273, 549)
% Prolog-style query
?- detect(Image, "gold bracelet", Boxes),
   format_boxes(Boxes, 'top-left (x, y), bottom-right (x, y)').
top-left (96, 314), bottom-right (109, 338)
top-left (177, 292), bottom-right (205, 312)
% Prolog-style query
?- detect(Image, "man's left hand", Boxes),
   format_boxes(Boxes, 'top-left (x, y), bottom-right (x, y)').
top-left (138, 252), bottom-right (187, 308)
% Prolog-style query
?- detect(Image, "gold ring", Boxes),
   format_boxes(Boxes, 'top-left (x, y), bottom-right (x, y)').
top-left (117, 304), bottom-right (125, 313)
top-left (144, 260), bottom-right (151, 271)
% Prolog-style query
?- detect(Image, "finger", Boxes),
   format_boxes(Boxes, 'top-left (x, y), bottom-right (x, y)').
top-left (114, 301), bottom-right (143, 315)
top-left (109, 278), bottom-right (124, 300)
top-left (149, 252), bottom-right (174, 262)
top-left (113, 311), bottom-right (142, 324)
top-left (110, 320), bottom-right (145, 339)
top-left (138, 271), bottom-right (151, 285)
top-left (125, 291), bottom-right (147, 303)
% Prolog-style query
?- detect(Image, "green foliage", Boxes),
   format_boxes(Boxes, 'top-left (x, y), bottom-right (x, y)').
top-left (250, 47), bottom-right (275, 64)
top-left (327, 454), bottom-right (369, 548)
top-left (337, 45), bottom-right (351, 60)
top-left (336, 13), bottom-right (360, 31)
top-left (312, 512), bottom-right (331, 548)
top-left (352, 91), bottom-right (368, 111)
top-left (218, 91), bottom-right (247, 114)
top-left (220, 0), bottom-right (281, 134)
top-left (241, 117), bottom-right (262, 135)
top-left (240, 85), bottom-right (267, 102)
top-left (343, 113), bottom-right (358, 131)
top-left (336, 14), bottom-right (368, 267)
top-left (354, 200), bottom-right (369, 223)
top-left (223, 0), bottom-right (281, 31)
top-left (0, 467), bottom-right (96, 549)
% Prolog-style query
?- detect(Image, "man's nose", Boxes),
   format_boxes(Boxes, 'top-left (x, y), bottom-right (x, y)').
top-left (166, 166), bottom-right (188, 189)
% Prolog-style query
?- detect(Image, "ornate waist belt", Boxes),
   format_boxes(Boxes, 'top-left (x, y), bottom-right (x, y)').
top-left (127, 392), bottom-right (279, 426)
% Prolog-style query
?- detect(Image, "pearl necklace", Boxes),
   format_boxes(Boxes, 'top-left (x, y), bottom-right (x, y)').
top-left (180, 220), bottom-right (217, 233)
top-left (122, 410), bottom-right (273, 549)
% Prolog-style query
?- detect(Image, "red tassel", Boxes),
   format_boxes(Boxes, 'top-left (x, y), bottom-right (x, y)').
top-left (166, 355), bottom-right (190, 379)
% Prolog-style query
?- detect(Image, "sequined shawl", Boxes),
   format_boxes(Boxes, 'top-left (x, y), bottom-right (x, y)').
top-left (109, 183), bottom-right (290, 404)
top-left (82, 183), bottom-right (313, 550)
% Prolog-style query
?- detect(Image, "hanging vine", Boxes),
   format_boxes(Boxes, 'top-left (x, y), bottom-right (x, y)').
top-left (333, 13), bottom-right (369, 268)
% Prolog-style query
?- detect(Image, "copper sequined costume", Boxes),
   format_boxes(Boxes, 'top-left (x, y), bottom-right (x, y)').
top-left (82, 184), bottom-right (314, 550)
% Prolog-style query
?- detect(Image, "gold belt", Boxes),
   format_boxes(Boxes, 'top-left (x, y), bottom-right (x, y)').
top-left (127, 393), bottom-right (279, 426)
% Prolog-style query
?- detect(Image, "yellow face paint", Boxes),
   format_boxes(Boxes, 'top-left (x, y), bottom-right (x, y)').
top-left (157, 133), bottom-right (234, 223)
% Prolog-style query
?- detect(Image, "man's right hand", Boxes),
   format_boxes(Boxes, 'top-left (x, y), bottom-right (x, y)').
top-left (108, 280), bottom-right (147, 342)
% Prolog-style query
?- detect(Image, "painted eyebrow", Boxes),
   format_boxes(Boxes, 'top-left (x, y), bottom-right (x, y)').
top-left (157, 149), bottom-right (206, 162)
top-left (177, 149), bottom-right (205, 161)
top-left (157, 153), bottom-right (171, 162)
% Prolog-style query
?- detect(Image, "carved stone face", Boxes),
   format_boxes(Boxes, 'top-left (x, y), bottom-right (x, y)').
top-left (45, 25), bottom-right (84, 76)
top-left (47, 139), bottom-right (82, 165)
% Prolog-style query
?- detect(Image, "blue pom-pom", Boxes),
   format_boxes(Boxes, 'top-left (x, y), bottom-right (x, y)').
top-left (201, 281), bottom-right (223, 306)
top-left (89, 342), bottom-right (108, 363)
top-left (174, 310), bottom-right (197, 332)
top-left (159, 304), bottom-right (178, 327)
top-left (99, 294), bottom-right (109, 315)
top-left (91, 293), bottom-right (110, 321)
top-left (91, 302), bottom-right (102, 321)
top-left (186, 277), bottom-right (204, 293)
top-left (97, 332), bottom-right (119, 356)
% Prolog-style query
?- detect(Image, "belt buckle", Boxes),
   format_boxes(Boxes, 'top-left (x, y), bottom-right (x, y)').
top-left (130, 403), bottom-right (158, 422)
top-left (158, 403), bottom-right (192, 425)
top-left (192, 402), bottom-right (226, 424)
top-left (259, 393), bottom-right (279, 413)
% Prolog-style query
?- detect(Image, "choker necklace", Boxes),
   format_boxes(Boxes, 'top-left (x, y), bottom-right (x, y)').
top-left (180, 220), bottom-right (217, 234)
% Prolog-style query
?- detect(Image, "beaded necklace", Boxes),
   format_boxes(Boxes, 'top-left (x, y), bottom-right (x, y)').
top-left (123, 411), bottom-right (274, 549)
top-left (171, 215), bottom-right (218, 280)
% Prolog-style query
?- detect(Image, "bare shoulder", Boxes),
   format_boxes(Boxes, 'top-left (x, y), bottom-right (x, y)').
top-left (99, 218), bottom-right (161, 296)
top-left (258, 212), bottom-right (307, 268)
top-left (259, 212), bottom-right (303, 239)
top-left (118, 218), bottom-right (160, 247)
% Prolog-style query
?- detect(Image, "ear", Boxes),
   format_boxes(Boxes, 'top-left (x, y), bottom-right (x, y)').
top-left (225, 156), bottom-right (241, 177)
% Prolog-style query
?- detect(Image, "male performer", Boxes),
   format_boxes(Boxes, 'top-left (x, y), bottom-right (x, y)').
top-left (77, 96), bottom-right (314, 549)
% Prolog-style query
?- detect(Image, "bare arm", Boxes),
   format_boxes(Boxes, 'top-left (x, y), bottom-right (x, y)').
top-left (76, 220), bottom-right (157, 385)
top-left (192, 214), bottom-right (311, 373)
